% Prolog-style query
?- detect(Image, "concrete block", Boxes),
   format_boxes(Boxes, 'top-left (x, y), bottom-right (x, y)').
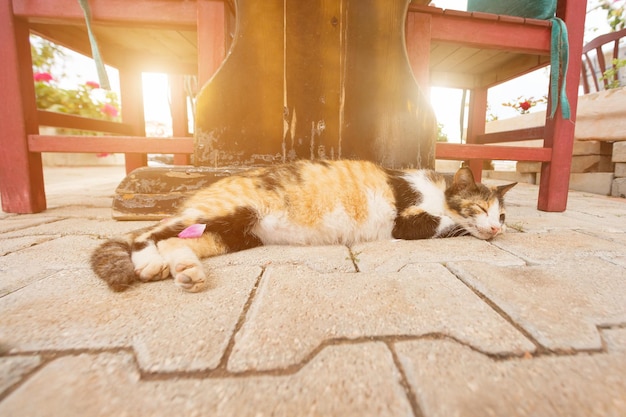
top-left (435, 159), bottom-right (463, 173)
top-left (613, 141), bottom-right (626, 162)
top-left (615, 162), bottom-right (626, 177)
top-left (612, 177), bottom-right (626, 198)
top-left (569, 172), bottom-right (614, 195)
top-left (570, 155), bottom-right (614, 173)
top-left (517, 161), bottom-right (541, 173)
top-left (572, 140), bottom-right (612, 156)
top-left (483, 170), bottom-right (537, 184)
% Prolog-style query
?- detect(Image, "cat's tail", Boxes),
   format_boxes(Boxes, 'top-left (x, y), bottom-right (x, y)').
top-left (90, 237), bottom-right (136, 291)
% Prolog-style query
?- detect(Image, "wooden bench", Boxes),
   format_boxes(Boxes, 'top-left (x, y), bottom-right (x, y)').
top-left (1, 0), bottom-right (587, 215)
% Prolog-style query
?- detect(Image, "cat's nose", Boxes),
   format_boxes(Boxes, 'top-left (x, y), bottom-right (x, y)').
top-left (491, 225), bottom-right (501, 235)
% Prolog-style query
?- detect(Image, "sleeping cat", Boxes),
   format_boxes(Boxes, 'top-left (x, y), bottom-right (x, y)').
top-left (91, 160), bottom-right (516, 292)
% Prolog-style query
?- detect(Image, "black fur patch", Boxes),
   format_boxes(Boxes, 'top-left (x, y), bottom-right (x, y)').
top-left (437, 225), bottom-right (470, 238)
top-left (202, 206), bottom-right (262, 252)
top-left (257, 163), bottom-right (303, 191)
top-left (258, 172), bottom-right (282, 191)
top-left (147, 222), bottom-right (188, 245)
top-left (392, 212), bottom-right (441, 240)
top-left (131, 240), bottom-right (150, 251)
top-left (386, 170), bottom-right (422, 213)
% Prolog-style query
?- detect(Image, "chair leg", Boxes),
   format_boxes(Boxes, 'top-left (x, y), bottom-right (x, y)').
top-left (466, 88), bottom-right (488, 182)
top-left (538, 118), bottom-right (576, 212)
top-left (170, 75), bottom-right (191, 165)
top-left (537, 0), bottom-right (588, 212)
top-left (0, 10), bottom-right (46, 213)
top-left (119, 68), bottom-right (147, 174)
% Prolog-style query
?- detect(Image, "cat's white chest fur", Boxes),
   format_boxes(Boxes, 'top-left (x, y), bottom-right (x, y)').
top-left (404, 171), bottom-right (456, 233)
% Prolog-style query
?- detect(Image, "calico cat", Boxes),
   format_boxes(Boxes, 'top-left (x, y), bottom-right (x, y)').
top-left (91, 160), bottom-right (516, 292)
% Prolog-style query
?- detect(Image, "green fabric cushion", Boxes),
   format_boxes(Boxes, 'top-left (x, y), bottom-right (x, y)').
top-left (467, 0), bottom-right (557, 20)
top-left (467, 0), bottom-right (570, 120)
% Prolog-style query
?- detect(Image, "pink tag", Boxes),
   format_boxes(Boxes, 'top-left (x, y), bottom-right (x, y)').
top-left (178, 223), bottom-right (206, 239)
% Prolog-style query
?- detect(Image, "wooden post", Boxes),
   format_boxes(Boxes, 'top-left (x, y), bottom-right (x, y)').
top-left (193, 0), bottom-right (437, 168)
top-left (0, 6), bottom-right (46, 213)
top-left (170, 74), bottom-right (191, 165)
top-left (465, 87), bottom-right (488, 182)
top-left (119, 67), bottom-right (147, 173)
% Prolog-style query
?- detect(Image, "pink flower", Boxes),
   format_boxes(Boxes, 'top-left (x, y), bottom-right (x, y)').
top-left (33, 72), bottom-right (53, 82)
top-left (85, 81), bottom-right (100, 88)
top-left (101, 103), bottom-right (119, 117)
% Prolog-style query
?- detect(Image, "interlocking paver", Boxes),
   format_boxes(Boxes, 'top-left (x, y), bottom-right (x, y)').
top-left (0, 218), bottom-right (153, 239)
top-left (352, 236), bottom-right (524, 272)
top-left (0, 216), bottom-right (63, 234)
top-left (228, 263), bottom-right (535, 372)
top-left (42, 205), bottom-right (119, 219)
top-left (490, 230), bottom-right (623, 265)
top-left (1, 167), bottom-right (625, 415)
top-left (205, 244), bottom-right (356, 272)
top-left (395, 328), bottom-right (626, 417)
top-left (0, 235), bottom-right (102, 296)
top-left (0, 235), bottom-right (55, 257)
top-left (0, 356), bottom-right (41, 396)
top-left (504, 205), bottom-right (614, 233)
top-left (448, 257), bottom-right (626, 351)
top-left (0, 266), bottom-right (260, 372)
top-left (0, 343), bottom-right (413, 417)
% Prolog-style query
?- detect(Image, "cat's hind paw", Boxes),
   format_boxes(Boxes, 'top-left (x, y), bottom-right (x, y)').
top-left (173, 262), bottom-right (207, 292)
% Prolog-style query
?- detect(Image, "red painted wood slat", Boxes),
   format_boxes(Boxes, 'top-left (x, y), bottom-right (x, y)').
top-left (12, 0), bottom-right (199, 29)
top-left (37, 110), bottom-right (136, 135)
top-left (436, 143), bottom-right (552, 162)
top-left (28, 135), bottom-right (194, 154)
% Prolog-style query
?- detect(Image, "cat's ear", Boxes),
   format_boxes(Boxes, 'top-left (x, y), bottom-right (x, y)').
top-left (496, 182), bottom-right (517, 196)
top-left (453, 167), bottom-right (477, 190)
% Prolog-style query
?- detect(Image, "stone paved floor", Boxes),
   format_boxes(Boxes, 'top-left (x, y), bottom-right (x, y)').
top-left (0, 166), bottom-right (625, 417)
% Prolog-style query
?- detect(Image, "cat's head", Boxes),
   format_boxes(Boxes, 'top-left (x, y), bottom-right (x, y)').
top-left (445, 167), bottom-right (516, 240)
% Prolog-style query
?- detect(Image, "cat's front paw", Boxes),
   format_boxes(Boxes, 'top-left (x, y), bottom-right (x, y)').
top-left (173, 262), bottom-right (207, 292)
top-left (131, 244), bottom-right (170, 282)
top-left (135, 259), bottom-right (170, 282)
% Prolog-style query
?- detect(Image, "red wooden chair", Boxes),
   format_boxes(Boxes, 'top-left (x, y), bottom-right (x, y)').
top-left (581, 27), bottom-right (626, 94)
top-left (1, 0), bottom-right (227, 214)
top-left (407, 0), bottom-right (587, 212)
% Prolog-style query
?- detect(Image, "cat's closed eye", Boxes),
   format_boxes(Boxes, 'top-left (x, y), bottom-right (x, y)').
top-left (475, 204), bottom-right (488, 214)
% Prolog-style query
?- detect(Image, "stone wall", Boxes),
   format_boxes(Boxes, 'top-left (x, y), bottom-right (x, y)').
top-left (483, 87), bottom-right (626, 197)
top-left (613, 142), bottom-right (626, 198)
